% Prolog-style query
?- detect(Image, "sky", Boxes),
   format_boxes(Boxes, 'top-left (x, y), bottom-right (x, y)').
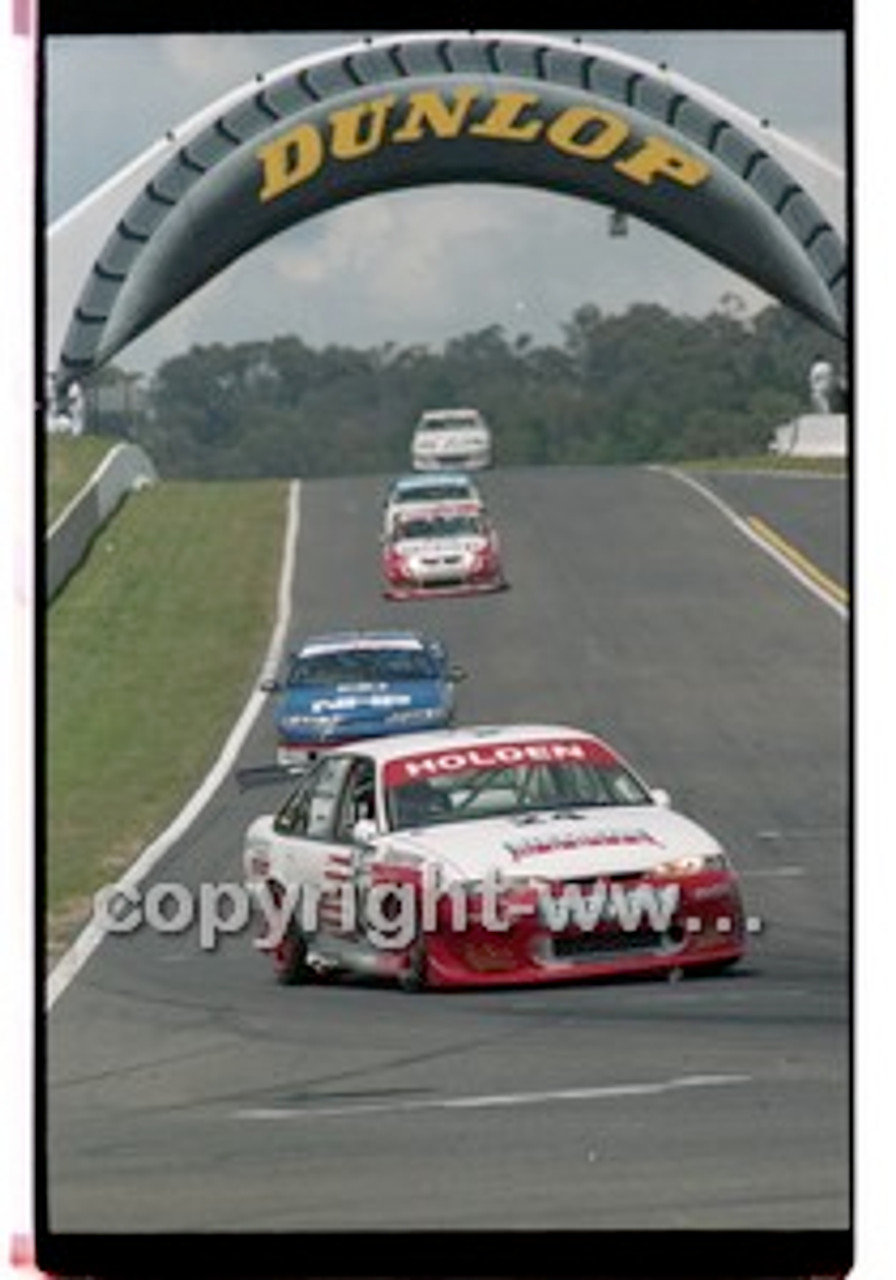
top-left (43, 29), bottom-right (847, 376)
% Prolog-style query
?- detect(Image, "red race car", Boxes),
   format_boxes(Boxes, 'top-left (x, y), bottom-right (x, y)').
top-left (243, 723), bottom-right (747, 992)
top-left (382, 502), bottom-right (506, 599)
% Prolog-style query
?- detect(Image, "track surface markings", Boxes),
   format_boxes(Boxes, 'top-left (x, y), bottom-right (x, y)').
top-left (746, 514), bottom-right (849, 607)
top-left (658, 467), bottom-right (848, 616)
top-left (234, 1072), bottom-right (752, 1122)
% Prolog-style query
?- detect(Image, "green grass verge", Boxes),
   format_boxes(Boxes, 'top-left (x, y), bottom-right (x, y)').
top-left (46, 478), bottom-right (288, 956)
top-left (679, 454), bottom-right (847, 475)
top-left (46, 435), bottom-right (119, 525)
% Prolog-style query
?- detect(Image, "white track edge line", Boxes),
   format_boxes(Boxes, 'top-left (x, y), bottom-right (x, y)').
top-left (233, 1073), bottom-right (753, 1121)
top-left (46, 479), bottom-right (301, 1010)
top-left (654, 466), bottom-right (848, 620)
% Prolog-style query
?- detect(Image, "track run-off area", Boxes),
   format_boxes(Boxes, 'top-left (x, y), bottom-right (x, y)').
top-left (45, 464), bottom-right (848, 1263)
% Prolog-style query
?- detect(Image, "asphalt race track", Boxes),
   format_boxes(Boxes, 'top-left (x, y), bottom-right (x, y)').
top-left (44, 466), bottom-right (849, 1268)
top-left (691, 466), bottom-right (848, 589)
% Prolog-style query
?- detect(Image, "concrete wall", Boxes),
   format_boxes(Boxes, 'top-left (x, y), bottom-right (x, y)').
top-left (769, 413), bottom-right (848, 458)
top-left (45, 442), bottom-right (157, 602)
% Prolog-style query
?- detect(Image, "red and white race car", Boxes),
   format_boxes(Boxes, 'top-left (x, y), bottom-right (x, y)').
top-left (242, 724), bottom-right (747, 991)
top-left (382, 502), bottom-right (505, 599)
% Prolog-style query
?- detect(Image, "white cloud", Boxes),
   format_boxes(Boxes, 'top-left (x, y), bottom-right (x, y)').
top-left (160, 34), bottom-right (256, 87)
top-left (157, 33), bottom-right (334, 99)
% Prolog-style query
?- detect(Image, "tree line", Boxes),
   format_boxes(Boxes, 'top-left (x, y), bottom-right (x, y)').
top-left (84, 301), bottom-right (846, 479)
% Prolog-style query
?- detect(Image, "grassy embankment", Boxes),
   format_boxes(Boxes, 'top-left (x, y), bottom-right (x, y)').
top-left (681, 455), bottom-right (846, 475)
top-left (45, 439), bottom-right (288, 958)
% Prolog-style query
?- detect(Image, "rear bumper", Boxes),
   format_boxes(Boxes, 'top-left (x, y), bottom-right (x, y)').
top-left (412, 452), bottom-right (491, 472)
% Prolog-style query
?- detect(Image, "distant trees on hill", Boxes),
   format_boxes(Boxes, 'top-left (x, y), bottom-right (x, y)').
top-left (86, 301), bottom-right (845, 478)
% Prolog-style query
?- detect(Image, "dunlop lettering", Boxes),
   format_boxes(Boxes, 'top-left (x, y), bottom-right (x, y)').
top-left (467, 91), bottom-right (543, 142)
top-left (257, 86), bottom-right (711, 204)
top-left (257, 123), bottom-right (324, 201)
top-left (613, 134), bottom-right (710, 187)
top-left (545, 106), bottom-right (630, 160)
top-left (329, 94), bottom-right (396, 160)
top-left (390, 86), bottom-right (483, 142)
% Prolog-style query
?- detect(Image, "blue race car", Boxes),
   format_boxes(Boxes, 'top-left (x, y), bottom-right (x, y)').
top-left (262, 630), bottom-right (466, 769)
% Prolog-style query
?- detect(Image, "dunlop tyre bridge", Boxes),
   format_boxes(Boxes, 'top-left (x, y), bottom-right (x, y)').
top-left (57, 32), bottom-right (846, 388)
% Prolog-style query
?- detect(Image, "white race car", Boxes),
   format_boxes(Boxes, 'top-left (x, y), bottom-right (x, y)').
top-left (242, 724), bottom-right (747, 992)
top-left (411, 408), bottom-right (492, 471)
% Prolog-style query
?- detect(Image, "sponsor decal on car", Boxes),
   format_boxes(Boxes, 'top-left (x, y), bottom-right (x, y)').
top-left (504, 827), bottom-right (663, 861)
top-left (310, 691), bottom-right (413, 713)
top-left (303, 636), bottom-right (422, 654)
top-left (385, 737), bottom-right (614, 782)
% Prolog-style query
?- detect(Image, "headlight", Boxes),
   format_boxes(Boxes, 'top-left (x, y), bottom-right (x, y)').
top-left (653, 853), bottom-right (728, 876)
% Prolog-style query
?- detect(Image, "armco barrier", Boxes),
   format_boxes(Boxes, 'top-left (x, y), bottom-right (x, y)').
top-left (45, 442), bottom-right (157, 602)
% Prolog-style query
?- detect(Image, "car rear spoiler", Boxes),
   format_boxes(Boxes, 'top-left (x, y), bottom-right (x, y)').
top-left (234, 762), bottom-right (307, 791)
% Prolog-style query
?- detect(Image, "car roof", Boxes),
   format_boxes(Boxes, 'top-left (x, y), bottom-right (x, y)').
top-left (344, 724), bottom-right (615, 765)
top-left (396, 500), bottom-right (483, 518)
top-left (297, 630), bottom-right (432, 656)
top-left (418, 408), bottom-right (482, 421)
top-left (388, 472), bottom-right (475, 494)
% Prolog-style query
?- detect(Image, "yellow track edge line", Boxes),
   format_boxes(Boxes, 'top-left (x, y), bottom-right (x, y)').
top-left (746, 515), bottom-right (849, 608)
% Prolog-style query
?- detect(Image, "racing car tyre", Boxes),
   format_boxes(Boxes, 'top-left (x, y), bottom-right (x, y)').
top-left (695, 956), bottom-right (742, 977)
top-left (266, 884), bottom-right (313, 986)
top-left (397, 939), bottom-right (429, 993)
